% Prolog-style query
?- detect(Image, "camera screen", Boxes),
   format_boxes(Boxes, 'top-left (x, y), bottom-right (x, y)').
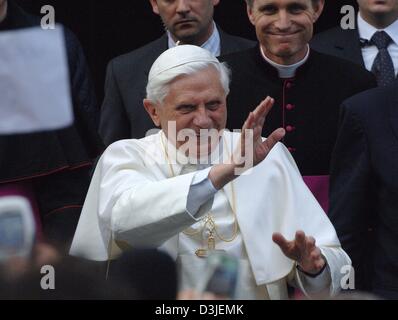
top-left (0, 212), bottom-right (24, 253)
top-left (205, 256), bottom-right (238, 298)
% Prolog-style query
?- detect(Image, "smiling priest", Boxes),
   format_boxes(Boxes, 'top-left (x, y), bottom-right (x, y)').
top-left (70, 45), bottom-right (351, 300)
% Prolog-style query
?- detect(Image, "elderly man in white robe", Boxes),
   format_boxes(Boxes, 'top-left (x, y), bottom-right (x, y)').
top-left (70, 45), bottom-right (351, 300)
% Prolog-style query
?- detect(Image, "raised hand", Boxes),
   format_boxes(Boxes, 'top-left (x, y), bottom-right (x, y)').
top-left (209, 96), bottom-right (285, 190)
top-left (235, 96), bottom-right (285, 170)
top-left (272, 231), bottom-right (326, 275)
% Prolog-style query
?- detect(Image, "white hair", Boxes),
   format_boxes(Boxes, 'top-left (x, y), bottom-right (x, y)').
top-left (146, 61), bottom-right (231, 104)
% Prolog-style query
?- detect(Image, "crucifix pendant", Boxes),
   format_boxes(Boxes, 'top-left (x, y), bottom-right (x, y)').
top-left (195, 232), bottom-right (225, 258)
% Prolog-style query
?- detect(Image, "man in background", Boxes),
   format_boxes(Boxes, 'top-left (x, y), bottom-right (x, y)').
top-left (329, 82), bottom-right (398, 299)
top-left (99, 0), bottom-right (255, 145)
top-left (221, 0), bottom-right (376, 211)
top-left (312, 0), bottom-right (398, 87)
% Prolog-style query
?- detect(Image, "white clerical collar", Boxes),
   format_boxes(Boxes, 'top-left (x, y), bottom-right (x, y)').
top-left (160, 130), bottom-right (224, 175)
top-left (260, 45), bottom-right (310, 78)
top-left (358, 12), bottom-right (398, 46)
top-left (167, 21), bottom-right (221, 57)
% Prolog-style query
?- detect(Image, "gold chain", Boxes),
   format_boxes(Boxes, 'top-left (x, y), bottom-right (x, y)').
top-left (182, 215), bottom-right (206, 236)
top-left (160, 133), bottom-right (239, 243)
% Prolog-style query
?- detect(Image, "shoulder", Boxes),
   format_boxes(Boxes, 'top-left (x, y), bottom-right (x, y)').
top-left (342, 85), bottom-right (395, 117)
top-left (219, 46), bottom-right (259, 72)
top-left (220, 45), bottom-right (257, 61)
top-left (219, 30), bottom-right (256, 53)
top-left (106, 132), bottom-right (159, 152)
top-left (311, 26), bottom-right (347, 47)
top-left (310, 50), bottom-right (362, 74)
top-left (336, 85), bottom-right (397, 139)
top-left (103, 133), bottom-right (161, 163)
top-left (107, 36), bottom-right (167, 75)
top-left (310, 50), bottom-right (375, 84)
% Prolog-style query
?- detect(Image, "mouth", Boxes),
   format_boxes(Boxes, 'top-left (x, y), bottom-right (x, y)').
top-left (175, 19), bottom-right (197, 26)
top-left (269, 30), bottom-right (301, 37)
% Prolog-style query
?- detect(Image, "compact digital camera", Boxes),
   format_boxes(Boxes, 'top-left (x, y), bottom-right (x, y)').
top-left (197, 251), bottom-right (239, 299)
top-left (0, 196), bottom-right (35, 261)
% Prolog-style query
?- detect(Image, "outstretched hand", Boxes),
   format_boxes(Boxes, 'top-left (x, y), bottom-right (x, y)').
top-left (272, 231), bottom-right (326, 275)
top-left (209, 96), bottom-right (285, 190)
top-left (235, 96), bottom-right (285, 170)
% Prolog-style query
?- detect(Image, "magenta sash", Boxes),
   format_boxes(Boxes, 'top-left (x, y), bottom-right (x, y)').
top-left (302, 175), bottom-right (329, 213)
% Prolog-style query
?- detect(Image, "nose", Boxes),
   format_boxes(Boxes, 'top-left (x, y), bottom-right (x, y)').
top-left (193, 107), bottom-right (212, 129)
top-left (274, 11), bottom-right (292, 31)
top-left (176, 0), bottom-right (191, 15)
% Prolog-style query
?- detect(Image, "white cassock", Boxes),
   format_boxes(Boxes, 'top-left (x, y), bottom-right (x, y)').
top-left (70, 130), bottom-right (351, 299)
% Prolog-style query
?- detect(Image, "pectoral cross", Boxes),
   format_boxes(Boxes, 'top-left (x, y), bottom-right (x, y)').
top-left (195, 229), bottom-right (225, 258)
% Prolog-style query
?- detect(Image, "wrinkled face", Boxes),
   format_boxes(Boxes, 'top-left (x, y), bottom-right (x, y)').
top-left (149, 0), bottom-right (219, 45)
top-left (357, 0), bottom-right (398, 19)
top-left (247, 0), bottom-right (324, 64)
top-left (144, 66), bottom-right (227, 158)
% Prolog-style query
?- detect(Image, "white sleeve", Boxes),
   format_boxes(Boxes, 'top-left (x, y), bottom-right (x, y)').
top-left (106, 145), bottom-right (216, 248)
top-left (296, 264), bottom-right (332, 294)
top-left (290, 246), bottom-right (352, 298)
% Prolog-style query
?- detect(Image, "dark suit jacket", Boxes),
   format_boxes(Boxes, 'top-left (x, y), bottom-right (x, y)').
top-left (99, 30), bottom-right (256, 145)
top-left (311, 27), bottom-right (365, 67)
top-left (329, 83), bottom-right (398, 298)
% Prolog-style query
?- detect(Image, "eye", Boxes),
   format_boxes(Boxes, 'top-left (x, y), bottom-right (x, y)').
top-left (258, 4), bottom-right (278, 15)
top-left (176, 104), bottom-right (196, 114)
top-left (206, 101), bottom-right (221, 111)
top-left (288, 3), bottom-right (306, 14)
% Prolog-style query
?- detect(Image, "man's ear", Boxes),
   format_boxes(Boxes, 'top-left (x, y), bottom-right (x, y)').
top-left (312, 0), bottom-right (325, 23)
top-left (247, 3), bottom-right (256, 26)
top-left (143, 99), bottom-right (161, 127)
top-left (149, 0), bottom-right (160, 15)
top-left (212, 0), bottom-right (220, 7)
